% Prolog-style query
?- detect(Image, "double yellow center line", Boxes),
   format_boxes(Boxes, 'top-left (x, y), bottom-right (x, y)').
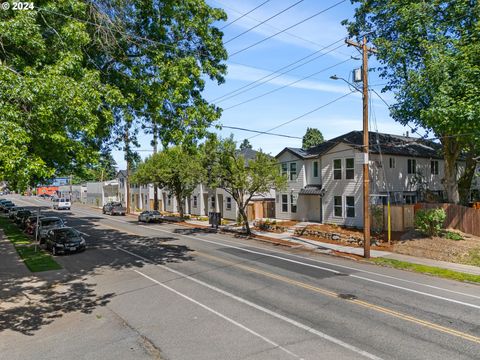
top-left (196, 251), bottom-right (480, 345)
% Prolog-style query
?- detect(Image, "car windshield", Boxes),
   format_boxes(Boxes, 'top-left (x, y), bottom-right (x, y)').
top-left (41, 219), bottom-right (63, 227)
top-left (55, 229), bottom-right (80, 242)
top-left (151, 211), bottom-right (160, 215)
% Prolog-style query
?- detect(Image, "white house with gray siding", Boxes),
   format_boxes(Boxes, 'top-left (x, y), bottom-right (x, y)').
top-left (275, 131), bottom-right (457, 228)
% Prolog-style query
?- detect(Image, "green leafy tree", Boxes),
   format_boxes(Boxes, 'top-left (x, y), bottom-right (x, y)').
top-left (132, 146), bottom-right (202, 217)
top-left (202, 136), bottom-right (287, 235)
top-left (95, 0), bottom-right (228, 148)
top-left (302, 128), bottom-right (324, 149)
top-left (0, 2), bottom-right (123, 190)
top-left (0, 1), bottom-right (227, 190)
top-left (344, 0), bottom-right (480, 204)
top-left (239, 139), bottom-right (253, 150)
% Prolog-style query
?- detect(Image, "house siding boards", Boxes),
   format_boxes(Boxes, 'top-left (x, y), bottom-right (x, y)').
top-left (321, 143), bottom-right (363, 227)
top-left (276, 151), bottom-right (306, 221)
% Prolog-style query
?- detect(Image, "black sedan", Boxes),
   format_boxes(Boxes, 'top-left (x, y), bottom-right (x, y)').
top-left (45, 227), bottom-right (86, 255)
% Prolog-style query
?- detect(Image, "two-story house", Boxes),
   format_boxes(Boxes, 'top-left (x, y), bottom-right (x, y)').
top-left (275, 131), bottom-right (455, 228)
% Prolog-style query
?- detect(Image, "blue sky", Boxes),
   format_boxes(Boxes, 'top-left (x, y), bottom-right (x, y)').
top-left (112, 0), bottom-right (415, 170)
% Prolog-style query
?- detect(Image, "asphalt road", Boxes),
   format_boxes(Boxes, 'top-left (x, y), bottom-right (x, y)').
top-left (2, 195), bottom-right (480, 360)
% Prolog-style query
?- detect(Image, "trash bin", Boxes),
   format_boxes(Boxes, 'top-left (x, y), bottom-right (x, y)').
top-left (208, 212), bottom-right (221, 229)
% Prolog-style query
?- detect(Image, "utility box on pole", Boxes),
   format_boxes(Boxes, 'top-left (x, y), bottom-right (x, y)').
top-left (353, 68), bottom-right (362, 82)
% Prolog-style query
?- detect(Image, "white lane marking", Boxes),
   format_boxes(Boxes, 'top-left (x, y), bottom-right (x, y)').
top-left (134, 269), bottom-right (303, 360)
top-left (57, 205), bottom-right (480, 304)
top-left (121, 247), bottom-right (384, 360)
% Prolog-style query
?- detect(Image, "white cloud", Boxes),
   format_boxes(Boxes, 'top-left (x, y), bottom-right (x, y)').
top-left (225, 62), bottom-right (357, 96)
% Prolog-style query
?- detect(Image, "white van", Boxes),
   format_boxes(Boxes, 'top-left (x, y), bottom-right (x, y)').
top-left (53, 198), bottom-right (71, 210)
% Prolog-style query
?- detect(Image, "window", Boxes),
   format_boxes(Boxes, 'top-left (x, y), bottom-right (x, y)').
top-left (313, 161), bottom-right (319, 177)
top-left (290, 162), bottom-right (297, 180)
top-left (226, 197), bottom-right (232, 210)
top-left (281, 163), bottom-right (288, 177)
top-left (345, 158), bottom-right (354, 180)
top-left (167, 195), bottom-right (171, 206)
top-left (431, 160), bottom-right (439, 175)
top-left (346, 196), bottom-right (355, 218)
top-left (210, 196), bottom-right (215, 209)
top-left (407, 159), bottom-right (416, 174)
top-left (334, 196), bottom-right (342, 217)
top-left (389, 157), bottom-right (395, 168)
top-left (334, 159), bottom-right (342, 180)
top-left (404, 194), bottom-right (417, 204)
top-left (290, 194), bottom-right (297, 213)
top-left (281, 194), bottom-right (288, 212)
top-left (193, 196), bottom-right (197, 208)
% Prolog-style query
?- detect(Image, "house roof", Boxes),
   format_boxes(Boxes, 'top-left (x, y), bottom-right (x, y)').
top-left (276, 131), bottom-right (443, 160)
top-left (299, 184), bottom-right (324, 196)
top-left (117, 170), bottom-right (128, 178)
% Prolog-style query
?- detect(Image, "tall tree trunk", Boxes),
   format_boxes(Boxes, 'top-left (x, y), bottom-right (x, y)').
top-left (458, 145), bottom-right (478, 205)
top-left (238, 205), bottom-right (250, 235)
top-left (176, 194), bottom-right (184, 218)
top-left (443, 137), bottom-right (460, 204)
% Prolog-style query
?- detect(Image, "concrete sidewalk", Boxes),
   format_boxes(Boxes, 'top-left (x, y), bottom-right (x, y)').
top-left (185, 220), bottom-right (480, 276)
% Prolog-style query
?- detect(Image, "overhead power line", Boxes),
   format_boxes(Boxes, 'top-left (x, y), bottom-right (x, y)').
top-left (224, 56), bottom-right (352, 111)
top-left (229, 0), bottom-right (348, 57)
top-left (224, 0), bottom-right (304, 44)
top-left (221, 0), bottom-right (271, 30)
top-left (248, 91), bottom-right (356, 140)
top-left (221, 126), bottom-right (302, 139)
top-left (213, 38), bottom-right (346, 103)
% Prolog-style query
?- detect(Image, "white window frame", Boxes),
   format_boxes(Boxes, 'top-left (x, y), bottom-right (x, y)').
top-left (389, 157), bottom-right (396, 169)
top-left (346, 196), bottom-right (355, 218)
top-left (334, 196), bottom-right (343, 218)
top-left (193, 196), bottom-right (197, 208)
top-left (210, 196), bottom-right (215, 209)
top-left (289, 162), bottom-right (297, 181)
top-left (290, 194), bottom-right (297, 213)
top-left (313, 161), bottom-right (319, 178)
top-left (431, 160), bottom-right (439, 175)
top-left (281, 163), bottom-right (288, 177)
top-left (281, 194), bottom-right (288, 212)
top-left (226, 197), bottom-right (232, 210)
top-left (333, 159), bottom-right (342, 180)
top-left (407, 159), bottom-right (417, 174)
top-left (345, 158), bottom-right (354, 180)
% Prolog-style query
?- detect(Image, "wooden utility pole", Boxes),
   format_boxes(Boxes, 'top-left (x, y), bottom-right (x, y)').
top-left (345, 36), bottom-right (377, 259)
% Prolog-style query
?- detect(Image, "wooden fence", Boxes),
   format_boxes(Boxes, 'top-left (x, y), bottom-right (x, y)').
top-left (417, 203), bottom-right (480, 237)
top-left (375, 205), bottom-right (415, 232)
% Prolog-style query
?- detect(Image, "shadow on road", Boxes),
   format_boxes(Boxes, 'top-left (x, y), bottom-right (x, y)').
top-left (0, 202), bottom-right (195, 336)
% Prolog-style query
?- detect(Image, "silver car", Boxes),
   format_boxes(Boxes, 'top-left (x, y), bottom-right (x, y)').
top-left (138, 210), bottom-right (162, 223)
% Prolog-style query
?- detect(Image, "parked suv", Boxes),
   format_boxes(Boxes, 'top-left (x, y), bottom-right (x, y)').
top-left (52, 198), bottom-right (71, 210)
top-left (138, 210), bottom-right (162, 223)
top-left (103, 202), bottom-right (126, 216)
top-left (38, 217), bottom-right (65, 243)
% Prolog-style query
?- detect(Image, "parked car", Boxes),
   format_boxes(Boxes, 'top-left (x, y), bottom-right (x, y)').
top-left (38, 194), bottom-right (52, 199)
top-left (38, 217), bottom-right (65, 243)
top-left (2, 202), bottom-right (15, 213)
top-left (25, 215), bottom-right (45, 235)
top-left (45, 227), bottom-right (86, 255)
top-left (103, 202), bottom-right (126, 216)
top-left (15, 210), bottom-right (32, 226)
top-left (8, 206), bottom-right (25, 219)
top-left (52, 198), bottom-right (71, 210)
top-left (0, 200), bottom-right (13, 211)
top-left (138, 210), bottom-right (162, 223)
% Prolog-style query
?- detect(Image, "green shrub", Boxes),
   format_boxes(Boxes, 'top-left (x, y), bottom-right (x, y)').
top-left (445, 231), bottom-right (463, 241)
top-left (414, 208), bottom-right (446, 237)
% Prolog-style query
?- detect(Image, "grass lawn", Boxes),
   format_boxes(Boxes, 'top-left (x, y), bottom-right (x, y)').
top-left (0, 216), bottom-right (61, 272)
top-left (372, 258), bottom-right (480, 284)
